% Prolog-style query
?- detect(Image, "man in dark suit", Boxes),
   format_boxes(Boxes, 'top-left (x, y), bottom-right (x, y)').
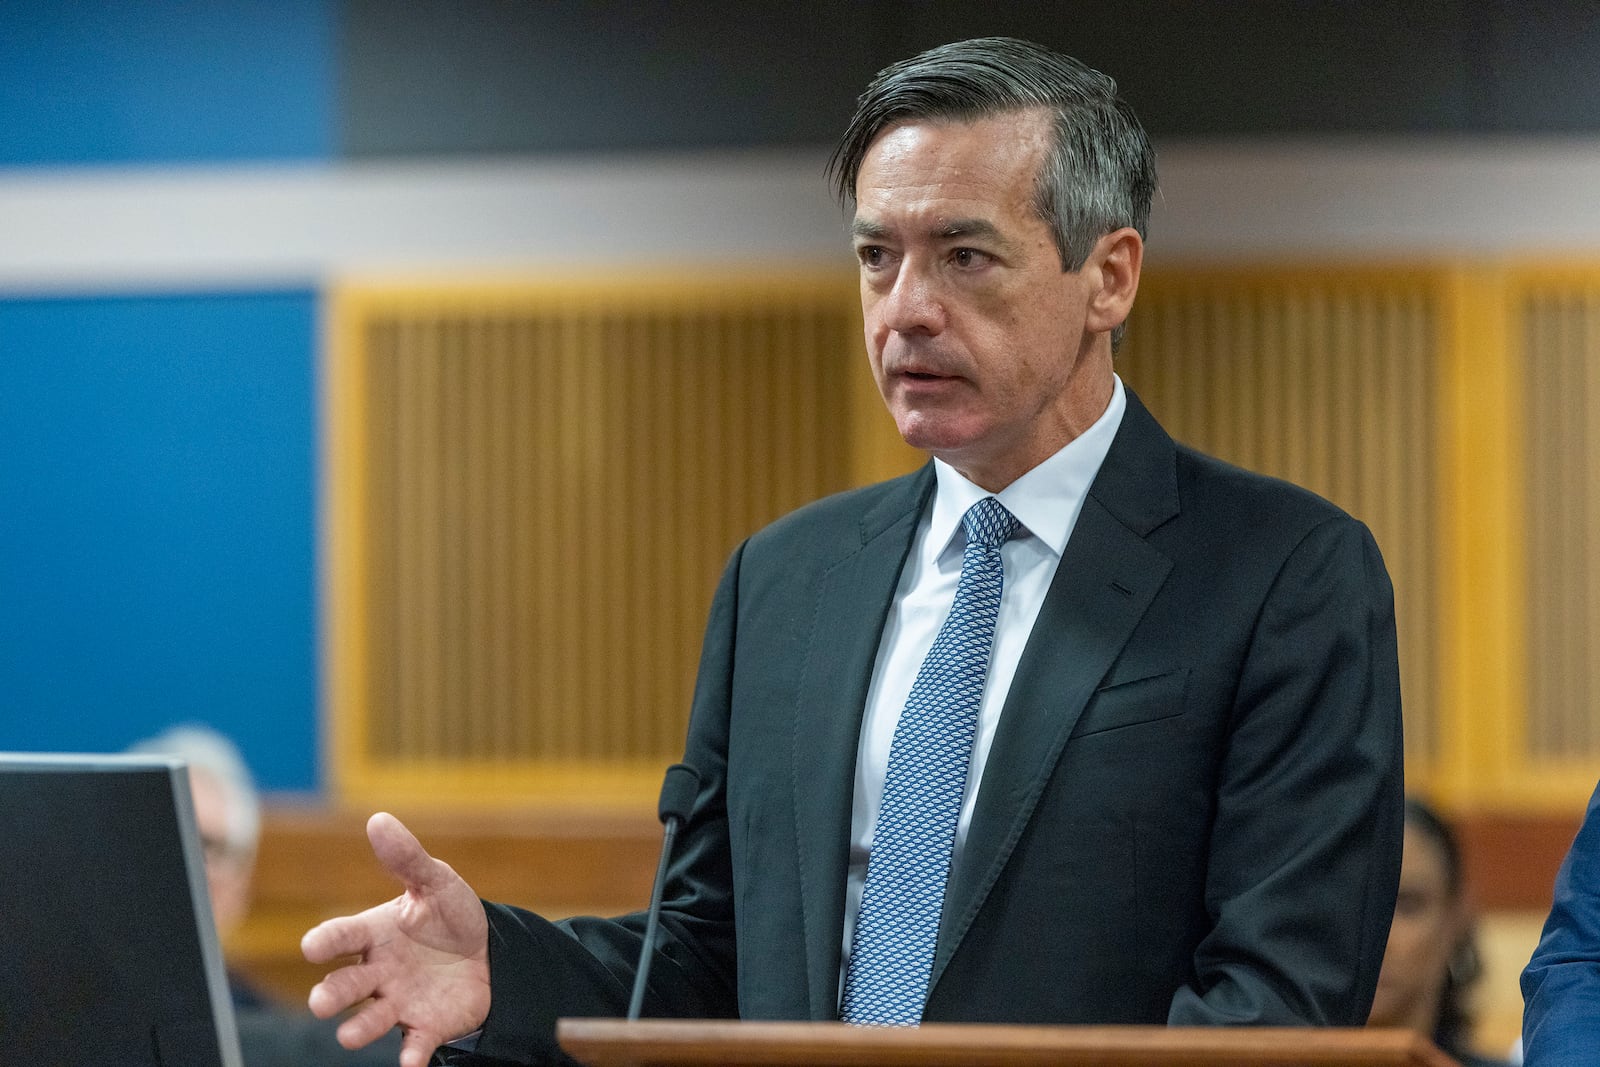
top-left (303, 37), bottom-right (1404, 1067)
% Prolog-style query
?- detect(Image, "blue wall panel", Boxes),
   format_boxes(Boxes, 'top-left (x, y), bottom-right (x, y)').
top-left (0, 292), bottom-right (320, 790)
top-left (0, 0), bottom-right (334, 165)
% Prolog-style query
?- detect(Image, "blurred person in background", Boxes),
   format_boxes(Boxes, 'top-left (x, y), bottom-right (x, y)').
top-left (130, 724), bottom-right (400, 1067)
top-left (1369, 797), bottom-right (1510, 1067)
top-left (1522, 779), bottom-right (1600, 1067)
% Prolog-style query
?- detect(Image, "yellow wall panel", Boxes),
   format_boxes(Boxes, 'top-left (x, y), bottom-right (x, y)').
top-left (326, 263), bottom-right (1600, 814)
top-left (326, 273), bottom-right (869, 806)
top-left (1516, 267), bottom-right (1600, 802)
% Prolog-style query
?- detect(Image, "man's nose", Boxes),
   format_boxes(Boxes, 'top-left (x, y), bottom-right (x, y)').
top-left (879, 263), bottom-right (946, 335)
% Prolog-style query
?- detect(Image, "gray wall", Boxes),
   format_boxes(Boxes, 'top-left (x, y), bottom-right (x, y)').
top-left (341, 0), bottom-right (1600, 158)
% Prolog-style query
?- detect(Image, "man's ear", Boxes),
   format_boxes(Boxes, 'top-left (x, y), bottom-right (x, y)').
top-left (1083, 227), bottom-right (1143, 335)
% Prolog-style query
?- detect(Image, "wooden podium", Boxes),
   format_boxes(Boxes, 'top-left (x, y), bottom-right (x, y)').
top-left (556, 1020), bottom-right (1461, 1067)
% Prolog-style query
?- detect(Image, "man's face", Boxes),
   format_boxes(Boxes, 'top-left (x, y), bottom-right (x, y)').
top-left (852, 109), bottom-right (1113, 490)
top-left (190, 770), bottom-right (253, 937)
top-left (1367, 823), bottom-right (1464, 1030)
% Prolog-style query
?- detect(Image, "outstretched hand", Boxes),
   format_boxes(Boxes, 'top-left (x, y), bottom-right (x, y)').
top-left (302, 812), bottom-right (492, 1067)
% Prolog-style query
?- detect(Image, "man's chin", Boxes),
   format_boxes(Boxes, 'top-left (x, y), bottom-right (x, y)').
top-left (891, 411), bottom-right (982, 454)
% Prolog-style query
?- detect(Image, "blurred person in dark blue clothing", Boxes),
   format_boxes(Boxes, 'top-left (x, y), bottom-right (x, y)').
top-left (1523, 780), bottom-right (1600, 1067)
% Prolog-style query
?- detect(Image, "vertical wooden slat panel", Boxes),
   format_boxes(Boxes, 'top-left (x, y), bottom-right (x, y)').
top-left (437, 318), bottom-right (465, 758)
top-left (1523, 279), bottom-right (1600, 767)
top-left (1529, 290), bottom-right (1562, 756)
top-left (1397, 294), bottom-right (1438, 764)
top-left (1578, 293), bottom-right (1598, 755)
top-left (331, 275), bottom-right (861, 805)
top-left (1556, 295), bottom-right (1582, 754)
top-left (1549, 294), bottom-right (1575, 755)
top-left (1525, 296), bottom-right (1551, 756)
top-left (1557, 289), bottom-right (1581, 754)
top-left (529, 311), bottom-right (561, 761)
top-left (1328, 293), bottom-right (1356, 507)
top-left (642, 311), bottom-right (676, 756)
top-left (1584, 295), bottom-right (1600, 755)
top-left (402, 317), bottom-right (446, 759)
top-left (458, 316), bottom-right (481, 758)
top-left (363, 322), bottom-right (396, 758)
top-left (1532, 293), bottom-right (1555, 755)
top-left (1280, 287), bottom-right (1310, 486)
top-left (507, 316), bottom-right (534, 760)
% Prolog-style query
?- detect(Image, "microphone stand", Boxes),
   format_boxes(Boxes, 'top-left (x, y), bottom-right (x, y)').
top-left (626, 762), bottom-right (701, 1021)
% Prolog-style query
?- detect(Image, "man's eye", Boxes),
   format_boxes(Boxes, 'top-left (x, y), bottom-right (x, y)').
top-left (858, 246), bottom-right (885, 267)
top-left (952, 248), bottom-right (988, 268)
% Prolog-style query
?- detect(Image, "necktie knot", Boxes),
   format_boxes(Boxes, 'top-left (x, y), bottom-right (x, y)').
top-left (961, 497), bottom-right (1018, 551)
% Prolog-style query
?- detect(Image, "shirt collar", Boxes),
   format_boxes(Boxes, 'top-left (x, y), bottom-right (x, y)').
top-left (925, 374), bottom-right (1127, 564)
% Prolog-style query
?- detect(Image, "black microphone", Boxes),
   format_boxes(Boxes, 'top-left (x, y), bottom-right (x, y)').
top-left (626, 762), bottom-right (701, 1021)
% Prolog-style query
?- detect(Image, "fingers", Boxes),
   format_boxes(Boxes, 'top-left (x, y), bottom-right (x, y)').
top-left (307, 955), bottom-right (385, 1019)
top-left (302, 813), bottom-right (423, 965)
top-left (300, 811), bottom-right (485, 1065)
top-left (302, 908), bottom-right (390, 966)
top-left (367, 811), bottom-right (450, 893)
top-left (333, 994), bottom-right (400, 1051)
top-left (400, 1028), bottom-right (446, 1067)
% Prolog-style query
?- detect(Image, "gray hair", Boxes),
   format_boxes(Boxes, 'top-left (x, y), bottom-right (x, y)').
top-left (828, 37), bottom-right (1157, 345)
top-left (129, 723), bottom-right (261, 857)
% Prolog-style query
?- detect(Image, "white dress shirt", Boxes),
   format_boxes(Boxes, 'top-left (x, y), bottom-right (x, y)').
top-left (839, 375), bottom-right (1127, 993)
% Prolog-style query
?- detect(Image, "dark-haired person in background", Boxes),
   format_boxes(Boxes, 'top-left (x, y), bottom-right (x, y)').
top-left (303, 37), bottom-right (1404, 1067)
top-left (1368, 798), bottom-right (1511, 1067)
top-left (1522, 780), bottom-right (1600, 1067)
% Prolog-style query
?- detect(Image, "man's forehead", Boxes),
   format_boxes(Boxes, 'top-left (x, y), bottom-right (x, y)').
top-left (852, 110), bottom-right (1052, 217)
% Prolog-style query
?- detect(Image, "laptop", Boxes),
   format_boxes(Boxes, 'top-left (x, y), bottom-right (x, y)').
top-left (0, 752), bottom-right (246, 1066)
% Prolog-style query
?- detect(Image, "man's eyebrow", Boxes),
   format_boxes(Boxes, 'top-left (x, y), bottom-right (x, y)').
top-left (850, 218), bottom-right (892, 241)
top-left (850, 217), bottom-right (1015, 249)
top-left (935, 218), bottom-right (1006, 244)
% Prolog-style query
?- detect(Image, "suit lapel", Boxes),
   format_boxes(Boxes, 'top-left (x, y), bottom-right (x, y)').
top-left (791, 466), bottom-right (933, 1019)
top-left (931, 389), bottom-right (1181, 986)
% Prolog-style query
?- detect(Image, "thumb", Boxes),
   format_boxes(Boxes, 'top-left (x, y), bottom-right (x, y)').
top-left (366, 811), bottom-right (446, 893)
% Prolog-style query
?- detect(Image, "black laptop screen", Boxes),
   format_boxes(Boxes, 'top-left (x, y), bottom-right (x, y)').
top-left (0, 754), bottom-right (244, 1066)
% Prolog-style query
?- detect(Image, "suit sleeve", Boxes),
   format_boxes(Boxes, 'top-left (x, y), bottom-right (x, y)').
top-left (1521, 781), bottom-right (1600, 1067)
top-left (469, 545), bottom-right (745, 1065)
top-left (1168, 516), bottom-right (1405, 1026)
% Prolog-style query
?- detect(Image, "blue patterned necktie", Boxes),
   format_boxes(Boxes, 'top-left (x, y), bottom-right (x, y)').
top-left (840, 496), bottom-right (1020, 1026)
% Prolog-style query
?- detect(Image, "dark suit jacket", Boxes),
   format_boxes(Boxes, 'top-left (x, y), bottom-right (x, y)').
top-left (472, 389), bottom-right (1405, 1064)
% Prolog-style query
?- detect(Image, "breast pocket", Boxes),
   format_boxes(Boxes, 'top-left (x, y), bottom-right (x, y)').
top-left (1067, 667), bottom-right (1188, 739)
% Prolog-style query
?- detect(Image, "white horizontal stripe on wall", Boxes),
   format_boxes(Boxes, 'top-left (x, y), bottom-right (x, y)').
top-left (5, 139), bottom-right (1600, 292)
top-left (1153, 139), bottom-right (1600, 261)
top-left (0, 151), bottom-right (847, 292)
